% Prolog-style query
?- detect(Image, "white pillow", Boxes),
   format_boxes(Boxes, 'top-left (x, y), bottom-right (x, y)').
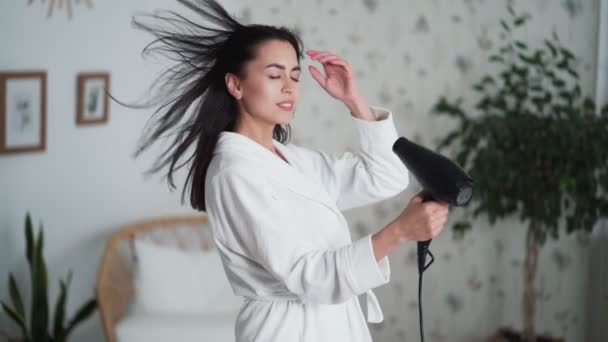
top-left (132, 239), bottom-right (237, 315)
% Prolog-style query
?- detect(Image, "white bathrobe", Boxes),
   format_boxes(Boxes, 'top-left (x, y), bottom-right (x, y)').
top-left (204, 106), bottom-right (409, 342)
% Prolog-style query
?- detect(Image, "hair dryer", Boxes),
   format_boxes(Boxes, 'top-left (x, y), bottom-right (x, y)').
top-left (392, 136), bottom-right (474, 342)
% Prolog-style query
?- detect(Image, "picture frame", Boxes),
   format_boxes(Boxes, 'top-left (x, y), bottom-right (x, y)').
top-left (76, 72), bottom-right (110, 125)
top-left (0, 71), bottom-right (47, 155)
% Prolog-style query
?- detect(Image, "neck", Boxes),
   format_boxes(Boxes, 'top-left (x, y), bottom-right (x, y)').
top-left (233, 111), bottom-right (276, 152)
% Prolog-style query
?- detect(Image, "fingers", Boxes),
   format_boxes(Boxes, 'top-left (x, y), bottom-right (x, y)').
top-left (413, 213), bottom-right (446, 240)
top-left (308, 65), bottom-right (326, 87)
top-left (422, 201), bottom-right (449, 237)
top-left (424, 207), bottom-right (448, 225)
top-left (427, 211), bottom-right (448, 238)
top-left (410, 196), bottom-right (449, 216)
top-left (422, 200), bottom-right (449, 214)
top-left (400, 195), bottom-right (449, 241)
top-left (306, 50), bottom-right (350, 68)
top-left (306, 50), bottom-right (333, 59)
top-left (325, 59), bottom-right (351, 73)
top-left (316, 53), bottom-right (340, 64)
top-left (430, 211), bottom-right (448, 226)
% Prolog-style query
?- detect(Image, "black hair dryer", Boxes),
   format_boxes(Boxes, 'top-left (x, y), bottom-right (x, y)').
top-left (392, 136), bottom-right (474, 342)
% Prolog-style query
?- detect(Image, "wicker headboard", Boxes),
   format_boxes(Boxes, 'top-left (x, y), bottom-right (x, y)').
top-left (95, 214), bottom-right (212, 342)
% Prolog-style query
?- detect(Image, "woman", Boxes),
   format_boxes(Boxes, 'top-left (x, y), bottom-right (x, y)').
top-left (131, 0), bottom-right (449, 341)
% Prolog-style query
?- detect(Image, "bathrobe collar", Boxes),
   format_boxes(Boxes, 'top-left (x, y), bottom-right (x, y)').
top-left (214, 131), bottom-right (341, 217)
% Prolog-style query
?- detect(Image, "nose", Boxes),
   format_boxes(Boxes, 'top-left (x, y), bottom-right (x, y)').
top-left (283, 78), bottom-right (297, 94)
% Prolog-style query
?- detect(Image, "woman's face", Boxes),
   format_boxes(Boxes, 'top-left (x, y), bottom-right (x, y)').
top-left (228, 39), bottom-right (300, 126)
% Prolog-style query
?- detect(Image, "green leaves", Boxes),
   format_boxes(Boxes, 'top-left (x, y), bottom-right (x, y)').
top-left (1, 301), bottom-right (29, 339)
top-left (431, 4), bottom-right (608, 245)
top-left (514, 41), bottom-right (528, 50)
top-left (507, 5), bottom-right (515, 16)
top-left (30, 223), bottom-right (49, 342)
top-left (489, 55), bottom-right (505, 64)
top-left (544, 40), bottom-right (557, 57)
top-left (560, 48), bottom-right (575, 60)
top-left (513, 16), bottom-right (528, 27)
top-left (61, 299), bottom-right (97, 341)
top-left (431, 96), bottom-right (467, 119)
top-left (552, 79), bottom-right (566, 88)
top-left (452, 221), bottom-right (473, 239)
top-left (25, 214), bottom-right (34, 267)
top-left (503, 5), bottom-right (529, 31)
top-left (9, 274), bottom-right (25, 319)
top-left (53, 271), bottom-right (71, 340)
top-left (500, 20), bottom-right (510, 32)
top-left (566, 67), bottom-right (579, 79)
top-left (1, 213), bottom-right (97, 342)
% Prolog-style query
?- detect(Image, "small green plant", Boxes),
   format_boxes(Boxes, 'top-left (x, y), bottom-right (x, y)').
top-left (1, 213), bottom-right (97, 342)
top-left (431, 5), bottom-right (608, 342)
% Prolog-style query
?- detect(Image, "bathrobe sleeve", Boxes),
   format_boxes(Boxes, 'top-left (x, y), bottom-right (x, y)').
top-left (292, 106), bottom-right (409, 211)
top-left (206, 170), bottom-right (391, 305)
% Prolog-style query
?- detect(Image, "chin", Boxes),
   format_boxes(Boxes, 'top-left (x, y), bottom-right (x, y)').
top-left (275, 111), bottom-right (293, 125)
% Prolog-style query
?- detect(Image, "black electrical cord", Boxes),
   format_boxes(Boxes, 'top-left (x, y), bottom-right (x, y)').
top-left (417, 240), bottom-right (435, 342)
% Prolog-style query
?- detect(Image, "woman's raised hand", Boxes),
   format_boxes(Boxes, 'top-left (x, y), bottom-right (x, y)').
top-left (306, 49), bottom-right (361, 104)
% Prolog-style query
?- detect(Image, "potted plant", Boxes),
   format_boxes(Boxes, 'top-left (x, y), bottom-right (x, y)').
top-left (0, 213), bottom-right (97, 342)
top-left (431, 5), bottom-right (608, 342)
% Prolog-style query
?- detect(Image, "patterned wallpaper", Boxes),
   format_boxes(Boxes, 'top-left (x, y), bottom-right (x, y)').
top-left (230, 0), bottom-right (601, 341)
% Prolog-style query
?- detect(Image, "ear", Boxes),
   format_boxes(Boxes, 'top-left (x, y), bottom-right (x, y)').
top-left (225, 73), bottom-right (243, 100)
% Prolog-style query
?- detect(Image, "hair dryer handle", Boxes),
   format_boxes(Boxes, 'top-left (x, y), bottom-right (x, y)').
top-left (417, 240), bottom-right (433, 273)
top-left (417, 190), bottom-right (436, 273)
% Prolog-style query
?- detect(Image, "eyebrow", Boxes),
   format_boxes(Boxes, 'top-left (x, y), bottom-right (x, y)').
top-left (265, 63), bottom-right (301, 71)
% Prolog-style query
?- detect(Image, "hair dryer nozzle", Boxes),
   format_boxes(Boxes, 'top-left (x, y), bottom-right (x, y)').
top-left (392, 137), bottom-right (473, 206)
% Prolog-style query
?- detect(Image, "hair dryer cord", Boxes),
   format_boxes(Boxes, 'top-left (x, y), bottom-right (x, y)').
top-left (417, 240), bottom-right (434, 342)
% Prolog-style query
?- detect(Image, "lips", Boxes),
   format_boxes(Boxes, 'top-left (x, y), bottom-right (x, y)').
top-left (277, 100), bottom-right (294, 111)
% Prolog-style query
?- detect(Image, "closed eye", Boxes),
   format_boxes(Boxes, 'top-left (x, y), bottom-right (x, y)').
top-left (270, 76), bottom-right (300, 82)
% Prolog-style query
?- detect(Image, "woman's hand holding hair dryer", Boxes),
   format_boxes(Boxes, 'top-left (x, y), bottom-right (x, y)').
top-left (371, 193), bottom-right (449, 262)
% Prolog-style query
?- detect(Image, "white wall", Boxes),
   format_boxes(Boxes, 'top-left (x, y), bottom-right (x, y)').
top-left (0, 1), bottom-right (238, 340)
top-left (1, 1), bottom-right (604, 341)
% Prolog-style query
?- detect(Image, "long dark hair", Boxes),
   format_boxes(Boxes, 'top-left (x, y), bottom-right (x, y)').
top-left (122, 0), bottom-right (304, 211)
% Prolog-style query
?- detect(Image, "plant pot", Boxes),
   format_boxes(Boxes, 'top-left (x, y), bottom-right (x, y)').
top-left (485, 327), bottom-right (564, 342)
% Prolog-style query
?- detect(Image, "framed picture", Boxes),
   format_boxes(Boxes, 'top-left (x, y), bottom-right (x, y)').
top-left (0, 71), bottom-right (47, 155)
top-left (76, 72), bottom-right (110, 125)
